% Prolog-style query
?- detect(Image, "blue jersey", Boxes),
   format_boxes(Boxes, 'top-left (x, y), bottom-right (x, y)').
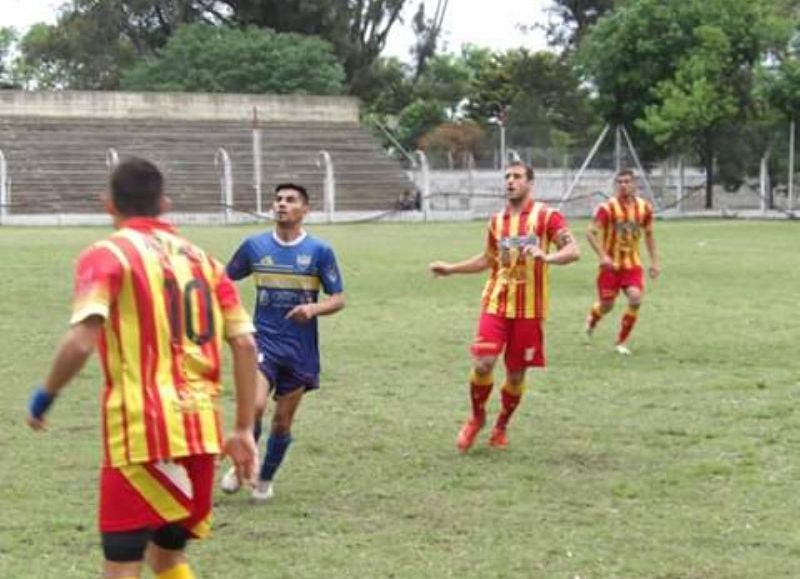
top-left (226, 231), bottom-right (343, 375)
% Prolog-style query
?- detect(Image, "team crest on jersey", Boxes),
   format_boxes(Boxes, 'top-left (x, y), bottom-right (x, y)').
top-left (500, 234), bottom-right (538, 250)
top-left (259, 255), bottom-right (274, 266)
top-left (615, 222), bottom-right (640, 235)
top-left (296, 254), bottom-right (312, 269)
top-left (325, 266), bottom-right (339, 284)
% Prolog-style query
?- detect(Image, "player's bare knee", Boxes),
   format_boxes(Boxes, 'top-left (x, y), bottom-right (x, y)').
top-left (473, 357), bottom-right (496, 376)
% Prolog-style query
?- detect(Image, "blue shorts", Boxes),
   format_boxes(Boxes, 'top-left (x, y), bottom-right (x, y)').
top-left (258, 351), bottom-right (319, 399)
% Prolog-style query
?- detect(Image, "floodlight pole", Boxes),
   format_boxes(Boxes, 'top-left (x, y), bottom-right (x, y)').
top-left (317, 150), bottom-right (335, 223)
top-left (215, 148), bottom-right (234, 224)
top-left (0, 150), bottom-right (7, 224)
top-left (760, 152), bottom-right (770, 214)
top-left (252, 107), bottom-right (263, 215)
top-left (789, 118), bottom-right (796, 212)
top-left (106, 148), bottom-right (119, 170)
top-left (415, 149), bottom-right (431, 221)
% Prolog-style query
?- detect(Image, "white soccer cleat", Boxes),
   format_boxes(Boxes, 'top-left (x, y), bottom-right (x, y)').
top-left (220, 466), bottom-right (242, 494)
top-left (251, 480), bottom-right (275, 502)
top-left (615, 343), bottom-right (632, 356)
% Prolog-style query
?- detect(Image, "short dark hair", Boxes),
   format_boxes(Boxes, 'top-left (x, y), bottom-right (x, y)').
top-left (506, 160), bottom-right (534, 181)
top-left (616, 168), bottom-right (635, 179)
top-left (110, 158), bottom-right (164, 217)
top-left (274, 182), bottom-right (309, 204)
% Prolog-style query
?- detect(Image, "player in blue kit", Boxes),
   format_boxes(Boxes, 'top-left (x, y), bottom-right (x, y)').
top-left (220, 183), bottom-right (345, 501)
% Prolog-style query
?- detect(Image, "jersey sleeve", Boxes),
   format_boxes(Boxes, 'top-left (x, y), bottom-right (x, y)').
top-left (546, 210), bottom-right (569, 241)
top-left (70, 244), bottom-right (123, 325)
top-left (642, 201), bottom-right (654, 231)
top-left (593, 204), bottom-right (609, 227)
top-left (484, 218), bottom-right (498, 259)
top-left (213, 260), bottom-right (255, 338)
top-left (318, 245), bottom-right (343, 295)
top-left (225, 240), bottom-right (253, 281)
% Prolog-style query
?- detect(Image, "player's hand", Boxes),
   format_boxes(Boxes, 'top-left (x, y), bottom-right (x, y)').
top-left (599, 255), bottom-right (614, 270)
top-left (523, 245), bottom-right (546, 260)
top-left (223, 428), bottom-right (258, 487)
top-left (649, 263), bottom-right (661, 279)
top-left (285, 304), bottom-right (316, 323)
top-left (428, 261), bottom-right (451, 277)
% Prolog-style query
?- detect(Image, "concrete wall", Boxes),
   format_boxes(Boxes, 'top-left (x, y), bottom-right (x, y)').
top-left (0, 90), bottom-right (360, 123)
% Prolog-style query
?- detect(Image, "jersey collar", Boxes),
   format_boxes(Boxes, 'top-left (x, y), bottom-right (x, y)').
top-left (272, 229), bottom-right (307, 247)
top-left (121, 217), bottom-right (176, 233)
top-left (503, 197), bottom-right (535, 218)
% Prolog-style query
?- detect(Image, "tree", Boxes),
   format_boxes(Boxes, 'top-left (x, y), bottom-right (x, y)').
top-left (120, 23), bottom-right (345, 94)
top-left (414, 53), bottom-right (471, 117)
top-left (220, 0), bottom-right (409, 95)
top-left (0, 27), bottom-right (17, 87)
top-left (419, 120), bottom-right (485, 168)
top-left (359, 56), bottom-right (415, 116)
top-left (396, 98), bottom-right (447, 151)
top-left (13, 0), bottom-right (221, 89)
top-left (579, 0), bottom-right (775, 208)
top-left (541, 0), bottom-right (615, 49)
top-left (409, 0), bottom-right (449, 80)
top-left (467, 49), bottom-right (593, 146)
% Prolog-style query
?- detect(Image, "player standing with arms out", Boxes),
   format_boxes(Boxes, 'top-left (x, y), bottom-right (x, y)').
top-left (429, 161), bottom-right (579, 451)
top-left (26, 158), bottom-right (259, 579)
top-left (584, 168), bottom-right (661, 355)
top-left (221, 183), bottom-right (345, 500)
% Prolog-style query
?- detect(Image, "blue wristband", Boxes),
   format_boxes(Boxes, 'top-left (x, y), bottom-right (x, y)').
top-left (29, 386), bottom-right (56, 419)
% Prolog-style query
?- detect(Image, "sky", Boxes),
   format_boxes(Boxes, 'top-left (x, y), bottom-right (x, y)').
top-left (1, 0), bottom-right (552, 60)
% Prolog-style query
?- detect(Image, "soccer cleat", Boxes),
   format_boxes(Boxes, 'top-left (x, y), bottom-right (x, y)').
top-left (488, 427), bottom-right (508, 448)
top-left (456, 418), bottom-right (485, 452)
top-left (220, 466), bottom-right (241, 494)
top-left (251, 480), bottom-right (275, 502)
top-left (615, 343), bottom-right (632, 356)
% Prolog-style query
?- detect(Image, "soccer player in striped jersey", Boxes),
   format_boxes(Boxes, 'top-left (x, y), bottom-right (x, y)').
top-left (584, 168), bottom-right (661, 355)
top-left (429, 161), bottom-right (579, 451)
top-left (26, 158), bottom-right (259, 579)
top-left (220, 183), bottom-right (345, 501)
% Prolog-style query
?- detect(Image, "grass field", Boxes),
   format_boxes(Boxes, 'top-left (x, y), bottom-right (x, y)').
top-left (1, 219), bottom-right (799, 578)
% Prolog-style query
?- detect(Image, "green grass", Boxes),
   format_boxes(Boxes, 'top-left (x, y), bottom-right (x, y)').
top-left (1, 219), bottom-right (799, 578)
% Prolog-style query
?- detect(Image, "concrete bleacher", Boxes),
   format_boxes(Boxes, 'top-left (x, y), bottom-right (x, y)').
top-left (0, 91), bottom-right (413, 216)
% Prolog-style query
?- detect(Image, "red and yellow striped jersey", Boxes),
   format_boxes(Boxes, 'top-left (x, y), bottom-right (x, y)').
top-left (71, 218), bottom-right (254, 467)
top-left (593, 196), bottom-right (653, 270)
top-left (481, 198), bottom-right (568, 319)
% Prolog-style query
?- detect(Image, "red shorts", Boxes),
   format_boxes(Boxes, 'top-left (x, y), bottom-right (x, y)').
top-left (597, 266), bottom-right (644, 301)
top-left (470, 312), bottom-right (545, 372)
top-left (99, 454), bottom-right (215, 539)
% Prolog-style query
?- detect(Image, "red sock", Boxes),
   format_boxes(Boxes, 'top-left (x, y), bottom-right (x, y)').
top-left (495, 387), bottom-right (522, 431)
top-left (617, 306), bottom-right (639, 344)
top-left (588, 303), bottom-right (604, 329)
top-left (469, 370), bottom-right (493, 423)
